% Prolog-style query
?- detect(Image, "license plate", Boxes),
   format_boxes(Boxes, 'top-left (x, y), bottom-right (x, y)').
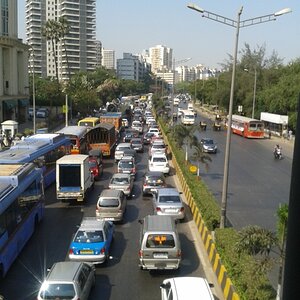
top-left (150, 188), bottom-right (157, 192)
top-left (80, 250), bottom-right (93, 255)
top-left (153, 252), bottom-right (168, 259)
top-left (165, 209), bottom-right (176, 213)
top-left (105, 218), bottom-right (114, 221)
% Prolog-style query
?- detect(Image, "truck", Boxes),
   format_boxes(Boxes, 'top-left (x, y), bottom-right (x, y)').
top-left (100, 112), bottom-right (122, 132)
top-left (56, 154), bottom-right (94, 202)
top-left (86, 123), bottom-right (116, 157)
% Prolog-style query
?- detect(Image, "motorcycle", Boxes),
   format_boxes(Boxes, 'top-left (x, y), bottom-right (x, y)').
top-left (274, 148), bottom-right (282, 160)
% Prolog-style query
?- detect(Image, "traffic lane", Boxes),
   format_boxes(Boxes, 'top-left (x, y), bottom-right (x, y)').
top-left (88, 147), bottom-right (207, 300)
top-left (0, 184), bottom-right (84, 300)
top-left (193, 111), bottom-right (292, 230)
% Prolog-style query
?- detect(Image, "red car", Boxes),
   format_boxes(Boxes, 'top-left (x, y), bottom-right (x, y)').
top-left (88, 150), bottom-right (103, 180)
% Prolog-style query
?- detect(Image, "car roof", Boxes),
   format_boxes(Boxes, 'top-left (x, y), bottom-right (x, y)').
top-left (79, 217), bottom-right (106, 230)
top-left (47, 261), bottom-right (83, 282)
top-left (112, 173), bottom-right (131, 178)
top-left (117, 142), bottom-right (131, 147)
top-left (164, 277), bottom-right (214, 300)
top-left (157, 188), bottom-right (180, 196)
top-left (100, 189), bottom-right (123, 197)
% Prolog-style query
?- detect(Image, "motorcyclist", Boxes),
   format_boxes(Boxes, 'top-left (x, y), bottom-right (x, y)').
top-left (274, 144), bottom-right (282, 158)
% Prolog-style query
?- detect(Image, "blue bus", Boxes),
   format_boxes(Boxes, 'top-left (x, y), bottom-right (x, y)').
top-left (0, 163), bottom-right (44, 278)
top-left (0, 133), bottom-right (70, 188)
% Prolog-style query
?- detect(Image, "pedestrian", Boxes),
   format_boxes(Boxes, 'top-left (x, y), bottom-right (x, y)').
top-left (269, 129), bottom-right (271, 139)
top-left (288, 129), bottom-right (293, 140)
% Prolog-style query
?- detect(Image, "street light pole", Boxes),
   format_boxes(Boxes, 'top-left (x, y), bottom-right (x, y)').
top-left (29, 48), bottom-right (36, 134)
top-left (187, 3), bottom-right (292, 228)
top-left (252, 68), bottom-right (257, 119)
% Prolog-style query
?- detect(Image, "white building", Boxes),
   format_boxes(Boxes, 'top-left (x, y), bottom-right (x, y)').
top-left (26, 0), bottom-right (97, 80)
top-left (149, 45), bottom-right (173, 73)
top-left (101, 49), bottom-right (115, 70)
top-left (0, 0), bottom-right (29, 123)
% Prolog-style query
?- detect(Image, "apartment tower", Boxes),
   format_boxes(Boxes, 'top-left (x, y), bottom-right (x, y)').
top-left (26, 0), bottom-right (97, 80)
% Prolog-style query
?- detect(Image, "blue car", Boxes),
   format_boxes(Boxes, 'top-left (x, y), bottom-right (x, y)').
top-left (69, 217), bottom-right (114, 264)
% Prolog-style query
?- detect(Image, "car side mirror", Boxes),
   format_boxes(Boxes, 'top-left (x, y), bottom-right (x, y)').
top-left (138, 219), bottom-right (144, 224)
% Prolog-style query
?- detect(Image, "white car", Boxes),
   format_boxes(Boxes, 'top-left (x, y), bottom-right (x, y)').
top-left (147, 127), bottom-right (160, 137)
top-left (132, 120), bottom-right (143, 133)
top-left (114, 143), bottom-right (132, 162)
top-left (149, 153), bottom-right (169, 175)
top-left (122, 118), bottom-right (129, 128)
top-left (160, 277), bottom-right (214, 300)
top-left (149, 140), bottom-right (167, 156)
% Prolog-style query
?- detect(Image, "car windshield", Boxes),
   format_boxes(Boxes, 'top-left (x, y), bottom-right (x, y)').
top-left (39, 283), bottom-right (75, 299)
top-left (111, 177), bottom-right (129, 184)
top-left (119, 161), bottom-right (133, 168)
top-left (146, 234), bottom-right (175, 248)
top-left (204, 139), bottom-right (214, 145)
top-left (99, 198), bottom-right (120, 207)
top-left (74, 230), bottom-right (104, 243)
top-left (118, 146), bottom-right (131, 151)
top-left (153, 157), bottom-right (166, 163)
top-left (158, 195), bottom-right (181, 203)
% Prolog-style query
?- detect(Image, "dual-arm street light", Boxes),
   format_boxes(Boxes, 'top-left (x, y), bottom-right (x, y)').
top-left (187, 3), bottom-right (292, 229)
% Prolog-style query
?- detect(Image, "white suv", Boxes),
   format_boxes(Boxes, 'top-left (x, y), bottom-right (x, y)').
top-left (114, 143), bottom-right (132, 162)
top-left (149, 153), bottom-right (170, 175)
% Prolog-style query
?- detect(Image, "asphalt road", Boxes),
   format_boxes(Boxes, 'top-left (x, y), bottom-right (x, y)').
top-left (0, 128), bottom-right (224, 300)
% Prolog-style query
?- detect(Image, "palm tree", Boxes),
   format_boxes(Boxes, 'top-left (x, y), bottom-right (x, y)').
top-left (190, 141), bottom-right (212, 178)
top-left (58, 17), bottom-right (71, 79)
top-left (41, 20), bottom-right (60, 81)
top-left (173, 124), bottom-right (198, 161)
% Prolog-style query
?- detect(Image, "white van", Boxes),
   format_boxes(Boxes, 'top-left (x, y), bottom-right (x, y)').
top-left (160, 277), bottom-right (214, 300)
top-left (181, 110), bottom-right (195, 125)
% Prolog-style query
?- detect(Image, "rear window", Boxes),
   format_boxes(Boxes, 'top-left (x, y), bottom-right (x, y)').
top-left (99, 198), bottom-right (120, 207)
top-left (146, 234), bottom-right (175, 248)
top-left (39, 283), bottom-right (75, 299)
top-left (158, 196), bottom-right (181, 203)
top-left (153, 157), bottom-right (166, 163)
top-left (74, 230), bottom-right (104, 243)
top-left (111, 177), bottom-right (129, 184)
top-left (119, 161), bottom-right (133, 168)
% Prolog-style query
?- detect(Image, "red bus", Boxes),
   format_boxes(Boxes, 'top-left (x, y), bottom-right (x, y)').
top-left (56, 126), bottom-right (89, 154)
top-left (229, 115), bottom-right (264, 138)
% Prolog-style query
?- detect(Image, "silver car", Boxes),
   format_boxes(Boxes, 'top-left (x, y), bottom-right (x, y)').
top-left (152, 188), bottom-right (185, 220)
top-left (109, 173), bottom-right (134, 197)
top-left (115, 142), bottom-right (132, 162)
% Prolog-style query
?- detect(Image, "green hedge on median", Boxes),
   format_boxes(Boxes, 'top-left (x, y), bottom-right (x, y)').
top-left (158, 115), bottom-right (276, 300)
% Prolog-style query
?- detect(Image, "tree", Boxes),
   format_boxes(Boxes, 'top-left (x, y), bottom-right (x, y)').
top-left (58, 17), bottom-right (71, 79)
top-left (41, 20), bottom-right (60, 81)
top-left (190, 141), bottom-right (212, 178)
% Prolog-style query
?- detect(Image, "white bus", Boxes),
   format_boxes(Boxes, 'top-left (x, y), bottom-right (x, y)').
top-left (181, 110), bottom-right (195, 125)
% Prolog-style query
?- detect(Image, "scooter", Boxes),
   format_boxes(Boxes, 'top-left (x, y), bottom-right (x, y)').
top-left (274, 148), bottom-right (282, 160)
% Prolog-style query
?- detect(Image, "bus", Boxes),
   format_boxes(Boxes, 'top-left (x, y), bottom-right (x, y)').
top-left (56, 126), bottom-right (88, 154)
top-left (77, 117), bottom-right (100, 127)
top-left (86, 123), bottom-right (116, 157)
top-left (0, 133), bottom-right (70, 188)
top-left (181, 110), bottom-right (196, 125)
top-left (229, 115), bottom-right (264, 138)
top-left (0, 163), bottom-right (44, 277)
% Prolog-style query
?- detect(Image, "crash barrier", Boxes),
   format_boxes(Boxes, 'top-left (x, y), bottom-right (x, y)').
top-left (161, 127), bottom-right (240, 300)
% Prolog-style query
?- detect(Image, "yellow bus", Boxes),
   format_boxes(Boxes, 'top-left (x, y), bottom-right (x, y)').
top-left (77, 117), bottom-right (100, 127)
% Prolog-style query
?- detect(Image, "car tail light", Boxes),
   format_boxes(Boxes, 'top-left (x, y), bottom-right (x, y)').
top-left (177, 250), bottom-right (182, 258)
top-left (166, 163), bottom-right (169, 167)
top-left (156, 207), bottom-right (161, 212)
top-left (126, 186), bottom-right (130, 191)
top-left (69, 248), bottom-right (74, 255)
top-left (150, 163), bottom-right (153, 167)
top-left (132, 168), bottom-right (136, 173)
top-left (180, 207), bottom-right (185, 212)
top-left (139, 250), bottom-right (143, 257)
top-left (101, 247), bottom-right (106, 254)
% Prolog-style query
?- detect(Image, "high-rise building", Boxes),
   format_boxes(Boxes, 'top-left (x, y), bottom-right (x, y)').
top-left (101, 49), bottom-right (115, 70)
top-left (149, 45), bottom-right (173, 73)
top-left (26, 0), bottom-right (97, 81)
top-left (0, 0), bottom-right (29, 123)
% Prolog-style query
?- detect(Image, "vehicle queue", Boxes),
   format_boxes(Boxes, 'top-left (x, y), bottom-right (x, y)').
top-left (0, 96), bottom-right (218, 300)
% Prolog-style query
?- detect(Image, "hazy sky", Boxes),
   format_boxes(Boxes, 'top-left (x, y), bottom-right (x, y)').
top-left (18, 0), bottom-right (299, 69)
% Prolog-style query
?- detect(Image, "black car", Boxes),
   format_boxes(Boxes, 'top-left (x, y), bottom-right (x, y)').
top-left (123, 130), bottom-right (139, 143)
top-left (143, 132), bottom-right (155, 145)
top-left (142, 171), bottom-right (166, 195)
top-left (131, 138), bottom-right (144, 152)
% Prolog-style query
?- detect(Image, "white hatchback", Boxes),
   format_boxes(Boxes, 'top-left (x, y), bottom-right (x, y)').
top-left (148, 153), bottom-right (169, 175)
top-left (147, 127), bottom-right (160, 137)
